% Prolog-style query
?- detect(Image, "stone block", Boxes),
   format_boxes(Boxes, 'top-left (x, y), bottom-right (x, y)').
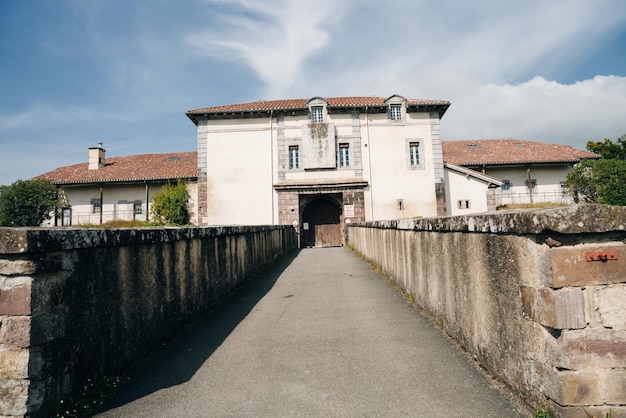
top-left (593, 285), bottom-right (626, 331)
top-left (0, 378), bottom-right (28, 417)
top-left (1, 317), bottom-right (31, 348)
top-left (550, 244), bottom-right (626, 288)
top-left (605, 370), bottom-right (626, 404)
top-left (521, 286), bottom-right (586, 329)
top-left (0, 284), bottom-right (31, 315)
top-left (0, 260), bottom-right (36, 275)
top-left (554, 370), bottom-right (603, 406)
top-left (0, 349), bottom-right (29, 378)
top-left (558, 329), bottom-right (626, 369)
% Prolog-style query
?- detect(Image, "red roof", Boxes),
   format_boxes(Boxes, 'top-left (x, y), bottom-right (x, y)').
top-left (33, 152), bottom-right (198, 185)
top-left (442, 139), bottom-right (600, 166)
top-left (186, 96), bottom-right (450, 115)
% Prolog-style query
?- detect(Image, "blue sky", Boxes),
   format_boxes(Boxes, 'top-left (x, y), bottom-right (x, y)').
top-left (1, 0), bottom-right (626, 186)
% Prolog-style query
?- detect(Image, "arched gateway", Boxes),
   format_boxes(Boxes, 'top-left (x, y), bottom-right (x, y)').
top-left (301, 197), bottom-right (342, 247)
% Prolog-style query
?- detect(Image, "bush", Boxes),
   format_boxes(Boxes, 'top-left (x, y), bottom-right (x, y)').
top-left (150, 180), bottom-right (189, 225)
top-left (565, 159), bottom-right (626, 206)
top-left (0, 179), bottom-right (59, 226)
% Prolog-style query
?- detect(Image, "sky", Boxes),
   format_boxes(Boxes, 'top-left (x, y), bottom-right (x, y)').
top-left (1, 0), bottom-right (626, 186)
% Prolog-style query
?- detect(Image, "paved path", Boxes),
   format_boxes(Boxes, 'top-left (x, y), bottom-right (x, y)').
top-left (97, 247), bottom-right (529, 417)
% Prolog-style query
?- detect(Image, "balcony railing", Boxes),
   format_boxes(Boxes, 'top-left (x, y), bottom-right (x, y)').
top-left (53, 209), bottom-right (148, 226)
top-left (495, 191), bottom-right (571, 206)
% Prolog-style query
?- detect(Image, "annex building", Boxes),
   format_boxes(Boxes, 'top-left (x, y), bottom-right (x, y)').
top-left (186, 95), bottom-right (450, 247)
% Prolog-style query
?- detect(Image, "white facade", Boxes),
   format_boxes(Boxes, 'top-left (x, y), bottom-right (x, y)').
top-left (35, 148), bottom-right (199, 226)
top-left (189, 95), bottom-right (450, 246)
top-left (444, 163), bottom-right (502, 216)
top-left (486, 165), bottom-right (572, 206)
top-left (200, 117), bottom-right (274, 225)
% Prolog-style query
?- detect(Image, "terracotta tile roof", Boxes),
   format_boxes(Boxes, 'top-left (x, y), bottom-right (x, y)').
top-left (33, 152), bottom-right (198, 185)
top-left (442, 139), bottom-right (601, 166)
top-left (186, 96), bottom-right (450, 115)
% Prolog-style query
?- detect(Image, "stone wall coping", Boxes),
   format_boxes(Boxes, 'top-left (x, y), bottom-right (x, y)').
top-left (0, 225), bottom-right (291, 254)
top-left (353, 204), bottom-right (626, 235)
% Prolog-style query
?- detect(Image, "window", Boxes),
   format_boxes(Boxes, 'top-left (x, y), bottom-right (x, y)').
top-left (92, 199), bottom-right (101, 214)
top-left (311, 106), bottom-right (324, 123)
top-left (409, 142), bottom-right (420, 166)
top-left (525, 179), bottom-right (537, 193)
top-left (339, 143), bottom-right (350, 167)
top-left (389, 104), bottom-right (402, 121)
top-left (288, 145), bottom-right (299, 169)
top-left (133, 202), bottom-right (143, 216)
top-left (458, 200), bottom-right (471, 209)
top-left (502, 180), bottom-right (511, 194)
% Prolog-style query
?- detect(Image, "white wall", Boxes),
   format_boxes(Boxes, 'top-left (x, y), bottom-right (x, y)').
top-left (364, 112), bottom-right (438, 220)
top-left (486, 165), bottom-right (571, 205)
top-left (444, 169), bottom-right (492, 215)
top-left (50, 181), bottom-right (196, 226)
top-left (202, 118), bottom-right (274, 225)
top-left (196, 105), bottom-right (443, 225)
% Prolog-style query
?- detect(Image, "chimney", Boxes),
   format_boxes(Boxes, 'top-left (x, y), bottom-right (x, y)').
top-left (88, 143), bottom-right (106, 170)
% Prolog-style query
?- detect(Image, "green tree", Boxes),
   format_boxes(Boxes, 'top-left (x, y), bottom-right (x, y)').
top-left (150, 180), bottom-right (189, 225)
top-left (565, 158), bottom-right (626, 206)
top-left (586, 134), bottom-right (626, 159)
top-left (0, 179), bottom-right (60, 226)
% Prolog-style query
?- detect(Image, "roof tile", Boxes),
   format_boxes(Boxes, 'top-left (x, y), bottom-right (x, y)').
top-left (442, 139), bottom-right (600, 166)
top-left (187, 96), bottom-right (450, 114)
top-left (33, 152), bottom-right (198, 185)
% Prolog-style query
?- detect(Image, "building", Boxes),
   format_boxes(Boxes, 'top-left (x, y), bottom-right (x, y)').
top-left (186, 95), bottom-right (451, 246)
top-left (442, 139), bottom-right (600, 207)
top-left (444, 162), bottom-right (503, 215)
top-left (33, 144), bottom-right (198, 225)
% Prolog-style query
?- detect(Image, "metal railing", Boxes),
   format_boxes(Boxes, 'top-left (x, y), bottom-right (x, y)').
top-left (57, 209), bottom-right (149, 226)
top-left (495, 191), bottom-right (571, 206)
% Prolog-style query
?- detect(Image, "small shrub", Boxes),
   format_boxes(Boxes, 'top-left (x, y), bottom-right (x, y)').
top-left (150, 180), bottom-right (189, 225)
top-left (535, 410), bottom-right (552, 418)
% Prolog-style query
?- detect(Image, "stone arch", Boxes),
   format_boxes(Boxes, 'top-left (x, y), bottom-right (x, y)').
top-left (300, 196), bottom-right (343, 247)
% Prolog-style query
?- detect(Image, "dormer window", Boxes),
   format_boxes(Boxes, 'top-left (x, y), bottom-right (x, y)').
top-left (311, 106), bottom-right (324, 123)
top-left (389, 104), bottom-right (402, 121)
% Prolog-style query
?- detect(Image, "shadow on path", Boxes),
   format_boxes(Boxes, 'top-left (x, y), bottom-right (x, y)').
top-left (95, 249), bottom-right (301, 414)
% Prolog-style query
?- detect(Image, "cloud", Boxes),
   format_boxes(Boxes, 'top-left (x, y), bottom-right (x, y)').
top-left (187, 0), bottom-right (342, 97)
top-left (186, 0), bottom-right (626, 150)
top-left (189, 1), bottom-right (626, 96)
top-left (442, 76), bottom-right (626, 147)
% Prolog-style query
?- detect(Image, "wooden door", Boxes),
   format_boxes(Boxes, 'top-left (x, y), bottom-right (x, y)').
top-left (301, 198), bottom-right (342, 247)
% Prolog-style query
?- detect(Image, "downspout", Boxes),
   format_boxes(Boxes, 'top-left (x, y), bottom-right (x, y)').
top-left (527, 164), bottom-right (533, 204)
top-left (145, 181), bottom-right (150, 221)
top-left (270, 110), bottom-right (275, 224)
top-left (365, 106), bottom-right (374, 220)
top-left (99, 186), bottom-right (103, 224)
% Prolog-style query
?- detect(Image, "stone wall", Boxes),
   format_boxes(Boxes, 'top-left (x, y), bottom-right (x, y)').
top-left (348, 204), bottom-right (626, 418)
top-left (0, 225), bottom-right (296, 417)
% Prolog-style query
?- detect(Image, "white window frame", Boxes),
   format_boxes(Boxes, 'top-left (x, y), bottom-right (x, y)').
top-left (339, 143), bottom-right (350, 167)
top-left (288, 145), bottom-right (299, 169)
top-left (389, 104), bottom-right (402, 121)
top-left (409, 142), bottom-right (420, 167)
top-left (311, 106), bottom-right (324, 123)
